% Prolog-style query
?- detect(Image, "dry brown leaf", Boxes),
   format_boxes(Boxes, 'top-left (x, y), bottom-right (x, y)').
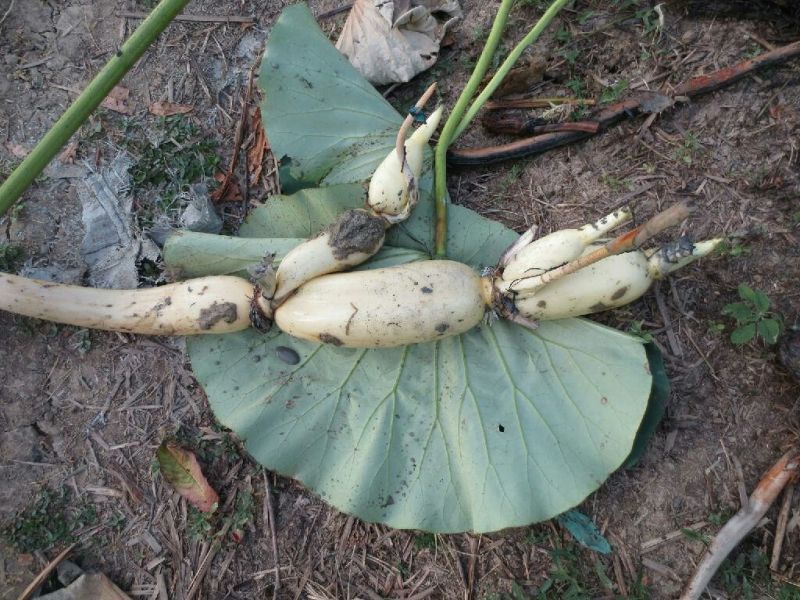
top-left (336, 0), bottom-right (461, 85)
top-left (38, 573), bottom-right (132, 600)
top-left (59, 141), bottom-right (79, 164)
top-left (210, 172), bottom-right (242, 203)
top-left (6, 142), bottom-right (28, 158)
top-left (247, 107), bottom-right (269, 184)
top-left (156, 441), bottom-right (219, 513)
top-left (101, 86), bottom-right (134, 115)
top-left (149, 101), bottom-right (194, 117)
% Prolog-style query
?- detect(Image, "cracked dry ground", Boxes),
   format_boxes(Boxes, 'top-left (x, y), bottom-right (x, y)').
top-left (1, 1), bottom-right (800, 599)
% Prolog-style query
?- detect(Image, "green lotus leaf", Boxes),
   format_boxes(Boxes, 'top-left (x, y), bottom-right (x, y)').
top-left (174, 3), bottom-right (656, 532)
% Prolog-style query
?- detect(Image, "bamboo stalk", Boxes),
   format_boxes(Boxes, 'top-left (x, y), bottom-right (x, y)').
top-left (0, 0), bottom-right (190, 216)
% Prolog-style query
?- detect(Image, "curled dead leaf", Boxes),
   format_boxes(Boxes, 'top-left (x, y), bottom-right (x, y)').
top-left (210, 172), bottom-right (243, 202)
top-left (149, 101), bottom-right (194, 117)
top-left (156, 441), bottom-right (219, 513)
top-left (101, 86), bottom-right (134, 115)
top-left (59, 141), bottom-right (79, 164)
top-left (6, 142), bottom-right (29, 158)
top-left (247, 107), bottom-right (269, 185)
top-left (336, 0), bottom-right (462, 85)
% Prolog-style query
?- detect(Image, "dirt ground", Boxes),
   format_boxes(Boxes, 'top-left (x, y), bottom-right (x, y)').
top-left (1, 0), bottom-right (799, 598)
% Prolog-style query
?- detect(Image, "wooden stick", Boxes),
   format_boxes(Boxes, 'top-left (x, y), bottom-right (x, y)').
top-left (484, 97), bottom-right (596, 110)
top-left (770, 483), bottom-right (795, 572)
top-left (116, 11), bottom-right (255, 23)
top-left (681, 449), bottom-right (800, 600)
top-left (17, 543), bottom-right (76, 600)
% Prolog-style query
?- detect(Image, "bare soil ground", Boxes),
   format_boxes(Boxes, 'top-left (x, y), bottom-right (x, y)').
top-left (1, 0), bottom-right (799, 598)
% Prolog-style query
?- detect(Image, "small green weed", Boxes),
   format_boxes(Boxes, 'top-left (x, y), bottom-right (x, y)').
top-left (719, 548), bottom-right (771, 598)
top-left (560, 48), bottom-right (580, 65)
top-left (673, 132), bottom-right (700, 165)
top-left (187, 505), bottom-right (215, 540)
top-left (577, 10), bottom-right (594, 25)
top-left (722, 284), bottom-right (782, 345)
top-left (600, 174), bottom-right (631, 192)
top-left (600, 79), bottom-right (628, 104)
top-left (413, 531), bottom-right (436, 550)
top-left (706, 321), bottom-right (726, 336)
top-left (565, 78), bottom-right (585, 97)
top-left (126, 116), bottom-right (220, 223)
top-left (708, 510), bottom-right (732, 526)
top-left (716, 239), bottom-right (751, 258)
top-left (628, 320), bottom-right (654, 343)
top-left (1, 488), bottom-right (98, 553)
top-left (0, 243), bottom-right (24, 272)
top-left (635, 6), bottom-right (660, 34)
top-left (680, 527), bottom-right (710, 546)
top-left (555, 26), bottom-right (571, 44)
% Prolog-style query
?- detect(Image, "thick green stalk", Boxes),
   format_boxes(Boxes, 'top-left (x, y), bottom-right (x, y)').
top-left (433, 0), bottom-right (515, 257)
top-left (0, 0), bottom-right (190, 217)
top-left (454, 0), bottom-right (572, 139)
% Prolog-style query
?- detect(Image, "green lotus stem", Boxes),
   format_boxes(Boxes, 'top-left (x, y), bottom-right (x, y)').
top-left (0, 0), bottom-right (190, 217)
top-left (453, 0), bottom-right (573, 139)
top-left (433, 0), bottom-right (515, 257)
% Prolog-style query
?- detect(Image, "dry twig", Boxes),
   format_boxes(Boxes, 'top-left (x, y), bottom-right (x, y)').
top-left (681, 449), bottom-right (800, 600)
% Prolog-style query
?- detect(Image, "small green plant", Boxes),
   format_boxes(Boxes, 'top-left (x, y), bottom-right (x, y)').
top-left (187, 505), bottom-right (215, 540)
top-left (600, 174), bottom-right (631, 193)
top-left (413, 531), bottom-right (436, 550)
top-left (719, 548), bottom-right (771, 598)
top-left (1, 488), bottom-right (98, 552)
top-left (0, 243), bottom-right (24, 272)
top-left (560, 47), bottom-right (580, 65)
top-left (717, 239), bottom-right (751, 258)
top-left (565, 78), bottom-right (585, 97)
top-left (599, 79), bottom-right (628, 104)
top-left (535, 546), bottom-right (590, 598)
top-left (635, 6), bottom-right (660, 33)
top-left (628, 320), bottom-right (654, 343)
top-left (127, 115), bottom-right (220, 222)
top-left (554, 26), bottom-right (571, 43)
top-left (722, 284), bottom-right (782, 345)
top-left (673, 131), bottom-right (700, 165)
top-left (681, 527), bottom-right (711, 546)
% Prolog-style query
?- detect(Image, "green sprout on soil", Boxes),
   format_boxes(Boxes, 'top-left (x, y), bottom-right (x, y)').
top-left (673, 131), bottom-right (700, 165)
top-left (627, 320), bottom-right (654, 343)
top-left (413, 531), bottom-right (436, 550)
top-left (1, 488), bottom-right (98, 553)
top-left (600, 79), bottom-right (629, 104)
top-left (0, 243), bottom-right (24, 272)
top-left (722, 284), bottom-right (782, 345)
top-left (717, 239), bottom-right (751, 258)
top-left (128, 116), bottom-right (220, 220)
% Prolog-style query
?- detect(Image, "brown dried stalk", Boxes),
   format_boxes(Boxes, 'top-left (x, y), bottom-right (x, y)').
top-left (680, 448), bottom-right (800, 600)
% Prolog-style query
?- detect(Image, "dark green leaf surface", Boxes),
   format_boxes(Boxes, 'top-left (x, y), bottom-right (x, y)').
top-left (731, 323), bottom-right (757, 345)
top-left (758, 319), bottom-right (781, 345)
top-left (557, 509), bottom-right (612, 554)
top-left (258, 5), bottom-right (401, 191)
top-left (623, 343), bottom-right (669, 469)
